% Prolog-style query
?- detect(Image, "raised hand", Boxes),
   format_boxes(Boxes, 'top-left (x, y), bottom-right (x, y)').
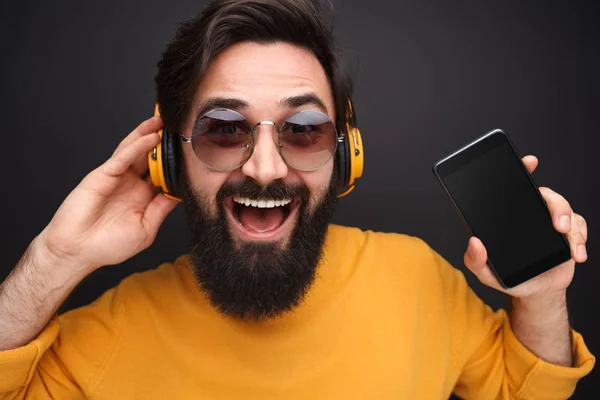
top-left (35, 115), bottom-right (179, 273)
top-left (463, 155), bottom-right (588, 298)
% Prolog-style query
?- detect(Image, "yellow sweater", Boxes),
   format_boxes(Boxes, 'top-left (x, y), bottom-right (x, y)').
top-left (0, 225), bottom-right (594, 399)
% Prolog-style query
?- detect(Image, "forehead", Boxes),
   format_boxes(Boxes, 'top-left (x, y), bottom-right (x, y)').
top-left (195, 41), bottom-right (335, 117)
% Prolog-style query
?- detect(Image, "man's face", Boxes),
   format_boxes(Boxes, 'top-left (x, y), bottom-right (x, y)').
top-left (180, 41), bottom-right (338, 320)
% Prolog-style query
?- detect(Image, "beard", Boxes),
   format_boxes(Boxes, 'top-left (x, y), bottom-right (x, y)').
top-left (181, 172), bottom-right (338, 321)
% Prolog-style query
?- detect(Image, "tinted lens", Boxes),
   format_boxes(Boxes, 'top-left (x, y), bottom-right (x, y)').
top-left (279, 110), bottom-right (337, 170)
top-left (191, 109), bottom-right (254, 171)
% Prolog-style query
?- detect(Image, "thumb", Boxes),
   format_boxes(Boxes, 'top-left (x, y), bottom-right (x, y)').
top-left (142, 193), bottom-right (179, 242)
top-left (464, 236), bottom-right (487, 271)
top-left (464, 236), bottom-right (504, 291)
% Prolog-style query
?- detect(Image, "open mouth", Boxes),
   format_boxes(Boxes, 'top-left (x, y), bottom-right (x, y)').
top-left (224, 195), bottom-right (301, 241)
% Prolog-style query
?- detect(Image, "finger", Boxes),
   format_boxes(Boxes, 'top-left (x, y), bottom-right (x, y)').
top-left (131, 150), bottom-right (151, 175)
top-left (522, 155), bottom-right (539, 174)
top-left (464, 236), bottom-right (487, 268)
top-left (112, 115), bottom-right (163, 156)
top-left (464, 237), bottom-right (504, 290)
top-left (539, 187), bottom-right (572, 233)
top-left (141, 193), bottom-right (179, 246)
top-left (144, 173), bottom-right (161, 196)
top-left (566, 213), bottom-right (588, 263)
top-left (101, 133), bottom-right (161, 177)
top-left (575, 213), bottom-right (588, 243)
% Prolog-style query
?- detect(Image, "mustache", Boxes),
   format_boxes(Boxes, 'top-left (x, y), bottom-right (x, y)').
top-left (216, 178), bottom-right (310, 203)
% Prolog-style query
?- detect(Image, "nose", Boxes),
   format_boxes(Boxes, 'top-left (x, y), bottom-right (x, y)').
top-left (241, 123), bottom-right (288, 186)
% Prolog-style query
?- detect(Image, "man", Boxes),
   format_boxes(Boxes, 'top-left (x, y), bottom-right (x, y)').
top-left (0, 0), bottom-right (594, 398)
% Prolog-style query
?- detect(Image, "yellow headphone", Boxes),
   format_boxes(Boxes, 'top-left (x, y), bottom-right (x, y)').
top-left (148, 100), bottom-right (364, 201)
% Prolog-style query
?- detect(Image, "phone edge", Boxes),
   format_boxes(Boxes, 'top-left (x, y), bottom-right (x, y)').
top-left (432, 129), bottom-right (511, 289)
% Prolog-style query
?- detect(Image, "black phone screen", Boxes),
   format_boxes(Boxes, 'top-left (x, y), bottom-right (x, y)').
top-left (435, 130), bottom-right (570, 288)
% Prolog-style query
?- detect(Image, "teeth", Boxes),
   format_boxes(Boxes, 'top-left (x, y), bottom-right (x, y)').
top-left (233, 196), bottom-right (291, 208)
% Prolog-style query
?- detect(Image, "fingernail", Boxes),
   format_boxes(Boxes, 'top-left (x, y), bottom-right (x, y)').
top-left (577, 245), bottom-right (587, 260)
top-left (559, 215), bottom-right (571, 230)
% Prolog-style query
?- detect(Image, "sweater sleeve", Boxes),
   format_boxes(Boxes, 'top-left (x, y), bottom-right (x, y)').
top-left (428, 247), bottom-right (595, 399)
top-left (0, 282), bottom-right (128, 399)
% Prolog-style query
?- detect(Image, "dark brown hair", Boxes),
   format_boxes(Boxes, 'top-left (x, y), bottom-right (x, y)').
top-left (155, 0), bottom-right (353, 137)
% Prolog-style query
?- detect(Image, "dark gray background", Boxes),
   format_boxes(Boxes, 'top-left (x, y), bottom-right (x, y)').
top-left (2, 0), bottom-right (598, 398)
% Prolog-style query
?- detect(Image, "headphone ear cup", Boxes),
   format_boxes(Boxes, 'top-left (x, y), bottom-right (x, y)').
top-left (335, 135), bottom-right (350, 190)
top-left (162, 128), bottom-right (182, 198)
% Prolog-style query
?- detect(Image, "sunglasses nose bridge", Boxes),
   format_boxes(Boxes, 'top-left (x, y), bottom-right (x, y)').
top-left (253, 120), bottom-right (279, 131)
top-left (252, 120), bottom-right (281, 146)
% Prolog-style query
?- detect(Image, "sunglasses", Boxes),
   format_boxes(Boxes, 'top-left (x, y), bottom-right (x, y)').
top-left (180, 108), bottom-right (341, 172)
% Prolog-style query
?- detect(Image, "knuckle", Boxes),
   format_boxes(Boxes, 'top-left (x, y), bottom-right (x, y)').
top-left (100, 158), bottom-right (118, 175)
top-left (572, 214), bottom-right (587, 240)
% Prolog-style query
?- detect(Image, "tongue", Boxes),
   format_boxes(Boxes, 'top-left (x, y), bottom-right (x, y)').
top-left (238, 206), bottom-right (285, 232)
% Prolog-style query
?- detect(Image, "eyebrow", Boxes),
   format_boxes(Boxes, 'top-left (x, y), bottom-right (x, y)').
top-left (195, 98), bottom-right (249, 121)
top-left (194, 93), bottom-right (329, 121)
top-left (278, 93), bottom-right (329, 114)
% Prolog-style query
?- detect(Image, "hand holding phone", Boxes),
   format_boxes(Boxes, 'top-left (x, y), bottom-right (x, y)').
top-left (433, 129), bottom-right (587, 292)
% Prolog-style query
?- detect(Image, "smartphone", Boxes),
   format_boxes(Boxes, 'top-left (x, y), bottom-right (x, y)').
top-left (433, 129), bottom-right (571, 288)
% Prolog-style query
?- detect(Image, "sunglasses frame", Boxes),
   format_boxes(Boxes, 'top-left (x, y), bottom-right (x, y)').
top-left (180, 108), bottom-right (344, 172)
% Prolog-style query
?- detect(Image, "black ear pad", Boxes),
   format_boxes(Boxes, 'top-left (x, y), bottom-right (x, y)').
top-left (161, 128), bottom-right (183, 198)
top-left (335, 136), bottom-right (350, 189)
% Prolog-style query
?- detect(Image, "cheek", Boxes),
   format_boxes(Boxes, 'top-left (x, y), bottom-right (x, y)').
top-left (183, 145), bottom-right (231, 213)
top-left (297, 161), bottom-right (334, 210)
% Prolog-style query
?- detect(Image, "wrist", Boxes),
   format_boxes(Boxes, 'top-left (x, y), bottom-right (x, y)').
top-left (511, 290), bottom-right (570, 341)
top-left (512, 290), bottom-right (567, 313)
top-left (30, 235), bottom-right (94, 287)
top-left (510, 290), bottom-right (573, 367)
